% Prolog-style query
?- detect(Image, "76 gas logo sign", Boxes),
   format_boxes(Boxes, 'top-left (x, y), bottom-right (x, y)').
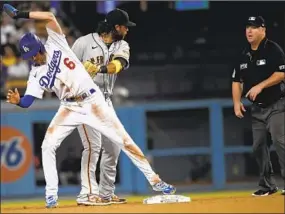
top-left (1, 127), bottom-right (32, 183)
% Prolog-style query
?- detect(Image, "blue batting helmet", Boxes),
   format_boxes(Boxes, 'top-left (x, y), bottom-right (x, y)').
top-left (19, 33), bottom-right (45, 60)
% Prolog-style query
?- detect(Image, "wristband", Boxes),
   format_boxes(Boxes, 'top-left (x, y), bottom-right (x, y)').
top-left (110, 60), bottom-right (123, 73)
top-left (99, 65), bottom-right (108, 73)
top-left (14, 11), bottom-right (30, 19)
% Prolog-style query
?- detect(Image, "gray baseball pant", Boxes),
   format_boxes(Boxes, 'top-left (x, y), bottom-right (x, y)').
top-left (251, 97), bottom-right (285, 190)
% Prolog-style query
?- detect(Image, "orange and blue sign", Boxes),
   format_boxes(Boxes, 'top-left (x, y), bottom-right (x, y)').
top-left (1, 126), bottom-right (33, 183)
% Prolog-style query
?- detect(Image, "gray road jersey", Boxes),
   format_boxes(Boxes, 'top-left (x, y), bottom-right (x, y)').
top-left (72, 33), bottom-right (130, 97)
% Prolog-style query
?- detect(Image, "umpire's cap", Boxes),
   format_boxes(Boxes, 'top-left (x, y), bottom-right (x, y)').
top-left (106, 8), bottom-right (136, 27)
top-left (246, 16), bottom-right (266, 28)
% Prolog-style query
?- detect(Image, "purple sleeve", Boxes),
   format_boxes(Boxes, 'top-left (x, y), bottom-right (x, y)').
top-left (17, 95), bottom-right (36, 108)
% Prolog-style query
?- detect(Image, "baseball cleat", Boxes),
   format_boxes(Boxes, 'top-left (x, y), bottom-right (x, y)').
top-left (101, 194), bottom-right (127, 204)
top-left (45, 196), bottom-right (58, 208)
top-left (252, 187), bottom-right (278, 196)
top-left (76, 194), bottom-right (111, 206)
top-left (281, 189), bottom-right (285, 195)
top-left (152, 181), bottom-right (176, 195)
top-left (76, 194), bottom-right (88, 205)
top-left (110, 194), bottom-right (127, 204)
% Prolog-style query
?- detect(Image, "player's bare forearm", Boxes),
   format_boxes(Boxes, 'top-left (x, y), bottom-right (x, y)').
top-left (29, 11), bottom-right (62, 35)
top-left (232, 82), bottom-right (243, 105)
top-left (3, 4), bottom-right (62, 35)
top-left (29, 11), bottom-right (55, 21)
top-left (258, 72), bottom-right (285, 89)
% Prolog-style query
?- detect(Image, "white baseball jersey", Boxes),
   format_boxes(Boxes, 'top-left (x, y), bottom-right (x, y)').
top-left (24, 27), bottom-right (97, 101)
top-left (71, 33), bottom-right (130, 97)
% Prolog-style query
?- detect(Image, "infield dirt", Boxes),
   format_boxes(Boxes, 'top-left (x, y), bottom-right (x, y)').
top-left (1, 192), bottom-right (284, 213)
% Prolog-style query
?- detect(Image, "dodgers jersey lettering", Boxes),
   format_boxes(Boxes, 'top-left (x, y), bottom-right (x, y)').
top-left (71, 33), bottom-right (130, 97)
top-left (39, 50), bottom-right (62, 88)
top-left (24, 28), bottom-right (97, 100)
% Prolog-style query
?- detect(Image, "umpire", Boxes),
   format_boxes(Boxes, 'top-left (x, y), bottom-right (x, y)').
top-left (232, 16), bottom-right (285, 196)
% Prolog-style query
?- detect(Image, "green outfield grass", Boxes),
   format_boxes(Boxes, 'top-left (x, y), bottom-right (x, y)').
top-left (1, 190), bottom-right (254, 208)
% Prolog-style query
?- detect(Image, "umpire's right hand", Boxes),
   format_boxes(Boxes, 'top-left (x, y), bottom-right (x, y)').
top-left (234, 102), bottom-right (246, 118)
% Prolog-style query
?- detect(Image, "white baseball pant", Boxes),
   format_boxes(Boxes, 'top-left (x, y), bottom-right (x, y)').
top-left (41, 90), bottom-right (158, 197)
top-left (77, 98), bottom-right (121, 198)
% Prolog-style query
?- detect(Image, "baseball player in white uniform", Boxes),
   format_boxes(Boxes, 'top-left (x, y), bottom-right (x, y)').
top-left (71, 9), bottom-right (133, 205)
top-left (4, 4), bottom-right (176, 208)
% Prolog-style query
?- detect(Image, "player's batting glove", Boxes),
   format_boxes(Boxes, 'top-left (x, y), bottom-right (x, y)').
top-left (3, 4), bottom-right (30, 19)
top-left (83, 61), bottom-right (100, 78)
top-left (3, 4), bottom-right (19, 19)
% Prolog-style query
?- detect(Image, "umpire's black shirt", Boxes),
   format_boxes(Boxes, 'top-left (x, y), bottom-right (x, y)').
top-left (232, 37), bottom-right (285, 105)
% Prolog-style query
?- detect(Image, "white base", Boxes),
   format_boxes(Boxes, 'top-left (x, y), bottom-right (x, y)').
top-left (143, 195), bottom-right (191, 204)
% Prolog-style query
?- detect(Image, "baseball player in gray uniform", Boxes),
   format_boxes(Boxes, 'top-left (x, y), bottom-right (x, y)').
top-left (72, 9), bottom-right (133, 205)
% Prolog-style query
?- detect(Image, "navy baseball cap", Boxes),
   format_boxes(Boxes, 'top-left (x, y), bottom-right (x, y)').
top-left (246, 16), bottom-right (266, 28)
top-left (106, 8), bottom-right (136, 27)
top-left (19, 33), bottom-right (45, 60)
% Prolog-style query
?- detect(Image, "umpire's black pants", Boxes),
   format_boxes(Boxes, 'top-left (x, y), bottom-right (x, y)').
top-left (251, 97), bottom-right (285, 190)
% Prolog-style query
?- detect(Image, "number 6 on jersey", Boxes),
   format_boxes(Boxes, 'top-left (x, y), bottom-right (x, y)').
top-left (64, 58), bottom-right (76, 70)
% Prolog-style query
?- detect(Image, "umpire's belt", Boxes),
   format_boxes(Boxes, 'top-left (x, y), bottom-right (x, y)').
top-left (253, 95), bottom-right (284, 108)
top-left (253, 102), bottom-right (271, 108)
top-left (65, 88), bottom-right (95, 102)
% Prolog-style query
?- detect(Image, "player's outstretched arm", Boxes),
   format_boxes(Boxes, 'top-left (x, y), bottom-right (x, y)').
top-left (3, 4), bottom-right (62, 35)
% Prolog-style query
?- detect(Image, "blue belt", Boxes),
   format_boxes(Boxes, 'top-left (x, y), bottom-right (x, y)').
top-left (65, 88), bottom-right (95, 102)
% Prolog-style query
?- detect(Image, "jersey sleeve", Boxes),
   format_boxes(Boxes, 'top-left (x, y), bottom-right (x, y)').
top-left (271, 43), bottom-right (285, 73)
top-left (231, 62), bottom-right (242, 82)
top-left (71, 37), bottom-right (84, 61)
top-left (113, 41), bottom-right (130, 69)
top-left (46, 27), bottom-right (69, 49)
top-left (24, 70), bottom-right (45, 99)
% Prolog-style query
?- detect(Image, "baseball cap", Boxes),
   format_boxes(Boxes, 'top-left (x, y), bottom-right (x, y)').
top-left (246, 16), bottom-right (266, 28)
top-left (106, 8), bottom-right (136, 27)
top-left (19, 33), bottom-right (44, 60)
